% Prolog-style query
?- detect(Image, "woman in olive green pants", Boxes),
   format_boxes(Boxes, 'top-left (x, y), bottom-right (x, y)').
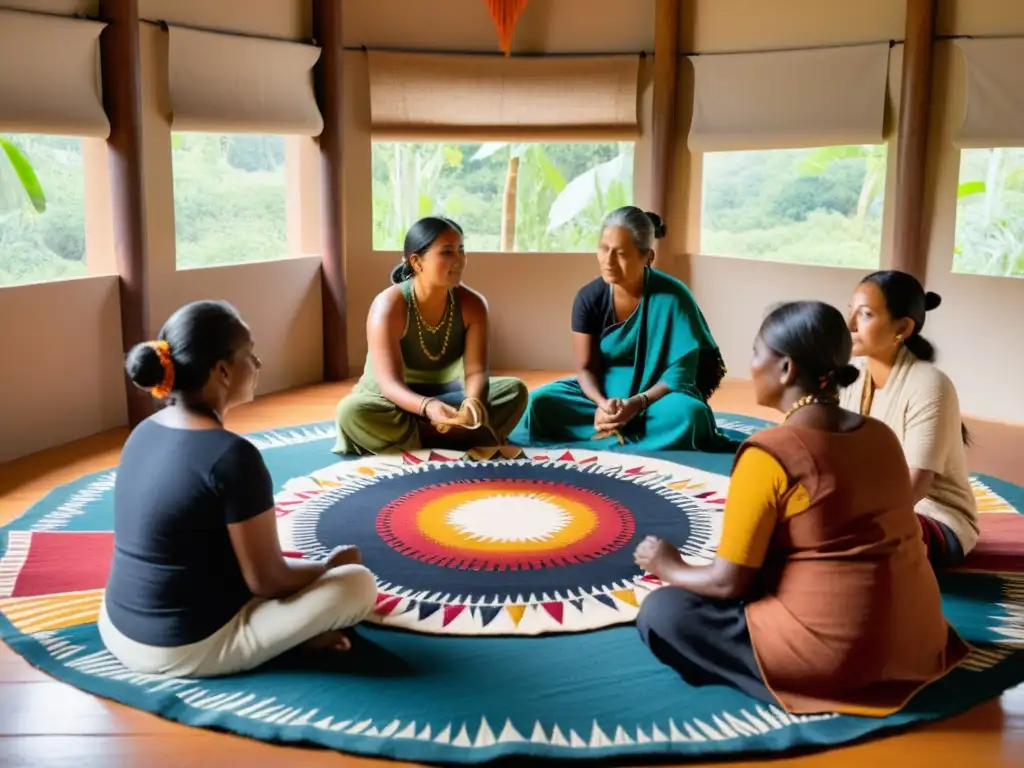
top-left (333, 216), bottom-right (527, 456)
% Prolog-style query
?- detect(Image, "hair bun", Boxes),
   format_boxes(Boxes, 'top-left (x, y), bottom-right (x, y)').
top-left (834, 364), bottom-right (861, 388)
top-left (924, 291), bottom-right (941, 311)
top-left (390, 260), bottom-right (410, 285)
top-left (645, 211), bottom-right (667, 239)
top-left (124, 342), bottom-right (167, 390)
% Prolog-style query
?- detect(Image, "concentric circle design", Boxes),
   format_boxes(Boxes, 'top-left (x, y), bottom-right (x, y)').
top-left (376, 478), bottom-right (635, 570)
top-left (276, 447), bottom-right (733, 636)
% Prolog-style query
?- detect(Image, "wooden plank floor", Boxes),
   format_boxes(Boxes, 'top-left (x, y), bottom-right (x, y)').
top-left (1, 374), bottom-right (1023, 767)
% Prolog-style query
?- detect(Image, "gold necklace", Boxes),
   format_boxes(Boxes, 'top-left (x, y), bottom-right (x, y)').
top-left (412, 290), bottom-right (454, 362)
top-left (412, 288), bottom-right (451, 334)
top-left (783, 393), bottom-right (837, 421)
top-left (415, 312), bottom-right (453, 361)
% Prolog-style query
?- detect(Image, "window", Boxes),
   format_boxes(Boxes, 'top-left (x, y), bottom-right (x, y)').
top-left (0, 134), bottom-right (86, 288)
top-left (954, 148), bottom-right (1024, 279)
top-left (700, 145), bottom-right (888, 269)
top-left (371, 141), bottom-right (634, 252)
top-left (171, 133), bottom-right (288, 269)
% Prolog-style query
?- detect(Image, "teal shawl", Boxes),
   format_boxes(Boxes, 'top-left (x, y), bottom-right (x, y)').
top-left (512, 266), bottom-right (733, 452)
top-left (600, 266), bottom-right (723, 403)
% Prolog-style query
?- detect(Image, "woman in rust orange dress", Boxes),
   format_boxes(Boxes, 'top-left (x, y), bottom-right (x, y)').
top-left (633, 300), bottom-right (967, 716)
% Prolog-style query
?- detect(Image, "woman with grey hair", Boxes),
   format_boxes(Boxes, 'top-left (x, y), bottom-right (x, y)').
top-left (513, 206), bottom-right (732, 451)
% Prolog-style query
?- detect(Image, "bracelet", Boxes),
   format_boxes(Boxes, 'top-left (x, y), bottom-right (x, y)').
top-left (419, 396), bottom-right (435, 418)
top-left (638, 393), bottom-right (650, 412)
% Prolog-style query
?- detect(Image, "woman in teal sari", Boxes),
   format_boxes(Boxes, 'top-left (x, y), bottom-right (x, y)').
top-left (513, 207), bottom-right (732, 452)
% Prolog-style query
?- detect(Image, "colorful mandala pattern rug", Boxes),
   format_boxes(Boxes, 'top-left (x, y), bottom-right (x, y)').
top-left (1, 413), bottom-right (1023, 765)
top-left (276, 447), bottom-right (729, 636)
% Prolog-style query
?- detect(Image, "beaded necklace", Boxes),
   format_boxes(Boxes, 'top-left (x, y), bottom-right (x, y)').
top-left (783, 392), bottom-right (838, 421)
top-left (411, 287), bottom-right (455, 362)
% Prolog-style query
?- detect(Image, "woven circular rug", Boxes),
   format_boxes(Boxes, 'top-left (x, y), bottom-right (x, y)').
top-left (1, 413), bottom-right (1023, 765)
top-left (276, 446), bottom-right (729, 636)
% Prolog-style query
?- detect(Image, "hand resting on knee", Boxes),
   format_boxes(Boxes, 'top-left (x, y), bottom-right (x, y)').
top-left (228, 509), bottom-right (361, 599)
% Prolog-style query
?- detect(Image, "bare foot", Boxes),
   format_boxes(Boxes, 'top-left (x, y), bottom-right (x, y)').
top-left (299, 630), bottom-right (352, 654)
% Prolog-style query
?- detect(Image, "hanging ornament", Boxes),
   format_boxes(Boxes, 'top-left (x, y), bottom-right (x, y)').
top-left (484, 0), bottom-right (529, 55)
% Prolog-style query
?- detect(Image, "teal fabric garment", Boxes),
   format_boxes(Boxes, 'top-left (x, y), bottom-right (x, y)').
top-left (513, 267), bottom-right (736, 452)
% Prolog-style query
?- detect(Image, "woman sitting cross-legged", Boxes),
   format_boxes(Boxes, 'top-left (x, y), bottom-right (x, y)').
top-left (633, 300), bottom-right (968, 716)
top-left (841, 270), bottom-right (978, 567)
top-left (334, 216), bottom-right (528, 455)
top-left (100, 300), bottom-right (378, 678)
top-left (513, 206), bottom-right (733, 452)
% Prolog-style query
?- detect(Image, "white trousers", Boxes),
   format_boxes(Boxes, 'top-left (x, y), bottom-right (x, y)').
top-left (98, 564), bottom-right (378, 678)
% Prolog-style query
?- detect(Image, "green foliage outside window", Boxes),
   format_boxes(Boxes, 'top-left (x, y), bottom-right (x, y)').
top-left (700, 145), bottom-right (887, 269)
top-left (0, 134), bottom-right (85, 287)
top-left (371, 141), bottom-right (634, 252)
top-left (4, 134), bottom-right (1020, 287)
top-left (171, 133), bottom-right (288, 269)
top-left (954, 147), bottom-right (1024, 278)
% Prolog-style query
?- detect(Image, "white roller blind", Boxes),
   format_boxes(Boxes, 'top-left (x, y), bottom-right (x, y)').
top-left (954, 38), bottom-right (1024, 148)
top-left (368, 51), bottom-right (640, 140)
top-left (687, 43), bottom-right (892, 152)
top-left (167, 26), bottom-right (323, 135)
top-left (0, 8), bottom-right (109, 137)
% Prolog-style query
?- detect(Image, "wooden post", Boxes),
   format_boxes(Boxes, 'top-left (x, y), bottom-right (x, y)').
top-left (98, 0), bottom-right (152, 426)
top-left (892, 0), bottom-right (937, 280)
top-left (312, 0), bottom-right (348, 381)
top-left (651, 0), bottom-right (681, 218)
top-left (652, 0), bottom-right (681, 276)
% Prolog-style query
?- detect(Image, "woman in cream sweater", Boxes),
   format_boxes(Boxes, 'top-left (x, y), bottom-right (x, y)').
top-left (841, 270), bottom-right (978, 567)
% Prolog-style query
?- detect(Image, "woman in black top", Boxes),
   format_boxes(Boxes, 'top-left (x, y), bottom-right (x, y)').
top-left (99, 300), bottom-right (378, 678)
top-left (514, 206), bottom-right (730, 451)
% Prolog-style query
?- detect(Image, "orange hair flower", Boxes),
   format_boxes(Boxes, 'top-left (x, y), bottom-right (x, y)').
top-left (146, 340), bottom-right (175, 399)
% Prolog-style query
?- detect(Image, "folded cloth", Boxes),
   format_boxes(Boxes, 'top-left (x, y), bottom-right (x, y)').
top-left (431, 397), bottom-right (502, 446)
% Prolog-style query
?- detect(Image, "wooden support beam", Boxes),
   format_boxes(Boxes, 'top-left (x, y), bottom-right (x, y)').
top-left (651, 0), bottom-right (684, 280)
top-left (98, 0), bottom-right (152, 426)
top-left (312, 0), bottom-right (349, 381)
top-left (651, 0), bottom-right (681, 219)
top-left (892, 0), bottom-right (937, 280)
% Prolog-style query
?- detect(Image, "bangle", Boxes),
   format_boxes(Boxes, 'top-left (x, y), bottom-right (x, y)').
top-left (419, 396), bottom-right (435, 418)
top-left (638, 393), bottom-right (650, 411)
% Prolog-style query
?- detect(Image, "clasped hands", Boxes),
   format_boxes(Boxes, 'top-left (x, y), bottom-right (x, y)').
top-left (593, 395), bottom-right (643, 435)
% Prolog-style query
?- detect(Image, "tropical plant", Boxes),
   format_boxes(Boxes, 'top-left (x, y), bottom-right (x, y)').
top-left (472, 142), bottom-right (566, 249)
top-left (373, 142), bottom-right (456, 245)
top-left (0, 136), bottom-right (46, 213)
top-left (471, 141), bottom-right (633, 249)
top-left (546, 143), bottom-right (633, 231)
top-left (797, 144), bottom-right (886, 219)
top-left (368, 140), bottom-right (634, 252)
top-left (953, 148), bottom-right (1024, 277)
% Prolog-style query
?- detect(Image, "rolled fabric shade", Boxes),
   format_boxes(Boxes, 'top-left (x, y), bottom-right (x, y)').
top-left (166, 25), bottom-right (323, 135)
top-left (686, 42), bottom-right (892, 152)
top-left (954, 37), bottom-right (1024, 149)
top-left (0, 8), bottom-right (109, 137)
top-left (367, 50), bottom-right (640, 141)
